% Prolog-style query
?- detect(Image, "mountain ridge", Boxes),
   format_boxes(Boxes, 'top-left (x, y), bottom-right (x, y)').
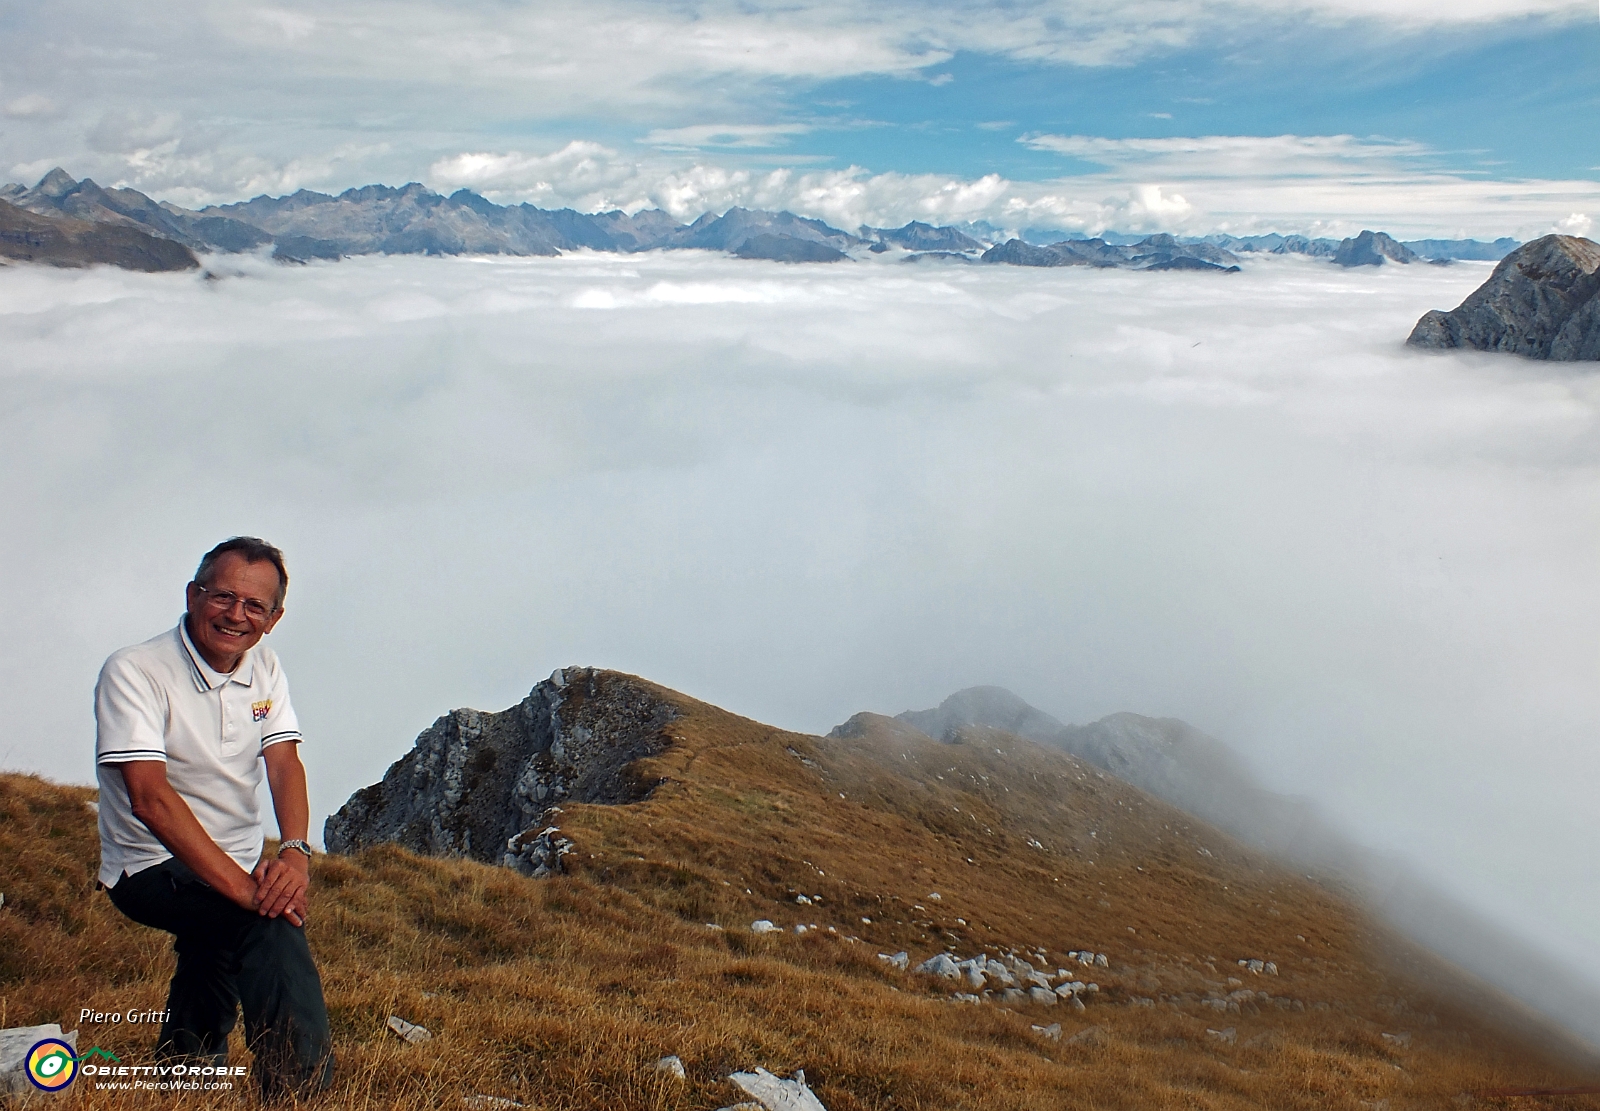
top-left (857, 683), bottom-right (1600, 1047)
top-left (7, 667), bottom-right (1600, 1107)
top-left (0, 168), bottom-right (1527, 271)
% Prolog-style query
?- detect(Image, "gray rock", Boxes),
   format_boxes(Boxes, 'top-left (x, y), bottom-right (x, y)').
top-left (1407, 234), bottom-right (1600, 360)
top-left (879, 951), bottom-right (909, 971)
top-left (917, 954), bottom-right (961, 979)
top-left (984, 958), bottom-right (1016, 986)
top-left (1332, 230), bottom-right (1418, 267)
top-left (1031, 1022), bottom-right (1061, 1040)
top-left (1028, 986), bottom-right (1059, 1006)
top-left (2, 1024), bottom-right (76, 1095)
top-left (752, 920), bottom-right (780, 934)
top-left (656, 1055), bottom-right (687, 1079)
top-left (325, 668), bottom-right (679, 874)
top-left (1206, 1026), bottom-right (1238, 1045)
top-left (1000, 987), bottom-right (1029, 1004)
top-left (386, 1015), bottom-right (432, 1045)
top-left (727, 1067), bottom-right (829, 1111)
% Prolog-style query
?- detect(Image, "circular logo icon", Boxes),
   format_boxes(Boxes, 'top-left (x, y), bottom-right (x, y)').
top-left (26, 1039), bottom-right (78, 1091)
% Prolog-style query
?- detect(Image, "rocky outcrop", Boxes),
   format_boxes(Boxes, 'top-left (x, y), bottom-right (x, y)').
top-left (1406, 234), bottom-right (1600, 360)
top-left (324, 667), bottom-right (679, 874)
top-left (0, 199), bottom-right (198, 271)
top-left (1332, 230), bottom-right (1417, 267)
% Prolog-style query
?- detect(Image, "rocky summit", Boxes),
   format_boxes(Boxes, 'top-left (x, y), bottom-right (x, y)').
top-left (1407, 234), bottom-right (1600, 360)
top-left (1331, 230), bottom-right (1417, 268)
top-left (324, 667), bottom-right (678, 874)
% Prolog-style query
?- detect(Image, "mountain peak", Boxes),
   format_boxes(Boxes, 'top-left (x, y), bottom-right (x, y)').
top-left (34, 167), bottom-right (78, 198)
top-left (1333, 229), bottom-right (1418, 267)
top-left (895, 685), bottom-right (1067, 744)
top-left (1407, 233), bottom-right (1600, 359)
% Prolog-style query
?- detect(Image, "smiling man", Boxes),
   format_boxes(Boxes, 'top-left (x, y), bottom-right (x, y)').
top-left (94, 537), bottom-right (334, 1100)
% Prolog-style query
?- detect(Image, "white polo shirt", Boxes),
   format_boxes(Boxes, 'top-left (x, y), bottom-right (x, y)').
top-left (94, 620), bottom-right (303, 887)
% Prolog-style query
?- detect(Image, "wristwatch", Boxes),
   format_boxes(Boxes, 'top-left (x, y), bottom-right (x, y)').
top-left (279, 839), bottom-right (314, 859)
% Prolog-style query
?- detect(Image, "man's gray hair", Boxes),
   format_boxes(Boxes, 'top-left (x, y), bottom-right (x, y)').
top-left (194, 537), bottom-right (289, 609)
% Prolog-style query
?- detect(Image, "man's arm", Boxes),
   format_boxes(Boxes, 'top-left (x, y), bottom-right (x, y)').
top-left (256, 742), bottom-right (312, 924)
top-left (118, 761), bottom-right (260, 911)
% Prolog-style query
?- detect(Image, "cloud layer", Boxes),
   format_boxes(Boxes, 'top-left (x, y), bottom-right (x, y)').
top-left (2, 252), bottom-right (1598, 1014)
top-left (421, 135), bottom-right (1600, 240)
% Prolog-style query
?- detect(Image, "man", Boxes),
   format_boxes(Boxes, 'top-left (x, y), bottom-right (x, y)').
top-left (95, 537), bottom-right (334, 1099)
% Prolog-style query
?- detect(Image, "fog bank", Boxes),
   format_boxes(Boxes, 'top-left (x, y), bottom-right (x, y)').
top-left (2, 250), bottom-right (1597, 1028)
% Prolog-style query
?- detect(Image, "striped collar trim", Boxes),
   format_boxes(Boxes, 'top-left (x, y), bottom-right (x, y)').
top-left (177, 618), bottom-right (255, 692)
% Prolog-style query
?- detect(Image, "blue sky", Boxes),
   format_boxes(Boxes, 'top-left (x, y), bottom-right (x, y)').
top-left (1, 0), bottom-right (1597, 236)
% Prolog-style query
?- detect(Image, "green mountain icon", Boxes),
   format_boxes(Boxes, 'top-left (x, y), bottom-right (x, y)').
top-left (77, 1047), bottom-right (121, 1063)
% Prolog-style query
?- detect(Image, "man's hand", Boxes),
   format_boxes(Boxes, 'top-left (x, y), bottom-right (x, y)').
top-left (261, 742), bottom-right (312, 927)
top-left (252, 851), bottom-right (309, 927)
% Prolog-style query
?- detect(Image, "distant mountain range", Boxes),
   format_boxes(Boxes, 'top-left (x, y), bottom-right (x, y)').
top-left (0, 167), bottom-right (1524, 273)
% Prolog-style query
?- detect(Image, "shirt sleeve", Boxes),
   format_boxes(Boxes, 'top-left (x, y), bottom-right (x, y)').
top-left (258, 657), bottom-right (302, 752)
top-left (95, 654), bottom-right (168, 765)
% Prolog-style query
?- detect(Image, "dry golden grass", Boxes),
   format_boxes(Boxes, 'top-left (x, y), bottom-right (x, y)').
top-left (3, 672), bottom-right (1596, 1109)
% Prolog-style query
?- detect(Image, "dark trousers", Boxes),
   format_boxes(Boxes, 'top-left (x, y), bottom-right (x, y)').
top-left (109, 857), bottom-right (335, 1100)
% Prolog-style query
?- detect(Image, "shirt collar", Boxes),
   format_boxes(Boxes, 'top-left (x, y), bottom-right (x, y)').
top-left (177, 617), bottom-right (256, 691)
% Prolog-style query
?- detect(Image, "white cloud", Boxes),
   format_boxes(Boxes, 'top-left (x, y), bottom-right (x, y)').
top-left (645, 124), bottom-right (813, 150)
top-left (421, 135), bottom-right (1600, 240)
top-left (1557, 212), bottom-right (1593, 237)
top-left (1021, 132), bottom-right (1436, 178)
top-left (2, 94), bottom-right (61, 120)
top-left (3, 251), bottom-right (1600, 1041)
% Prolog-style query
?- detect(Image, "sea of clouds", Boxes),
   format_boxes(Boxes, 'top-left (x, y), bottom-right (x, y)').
top-left (2, 249), bottom-right (1597, 1026)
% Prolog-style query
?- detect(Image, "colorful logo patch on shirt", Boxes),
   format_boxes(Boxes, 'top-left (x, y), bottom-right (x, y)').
top-left (252, 700), bottom-right (272, 722)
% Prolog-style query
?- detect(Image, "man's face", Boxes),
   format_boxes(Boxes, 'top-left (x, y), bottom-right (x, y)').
top-left (184, 551), bottom-right (285, 671)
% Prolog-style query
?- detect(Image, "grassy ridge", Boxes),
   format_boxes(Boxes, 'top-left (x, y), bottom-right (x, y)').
top-left (1, 678), bottom-right (1592, 1108)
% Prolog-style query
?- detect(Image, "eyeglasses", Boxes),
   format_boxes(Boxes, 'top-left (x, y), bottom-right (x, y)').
top-left (194, 585), bottom-right (278, 622)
